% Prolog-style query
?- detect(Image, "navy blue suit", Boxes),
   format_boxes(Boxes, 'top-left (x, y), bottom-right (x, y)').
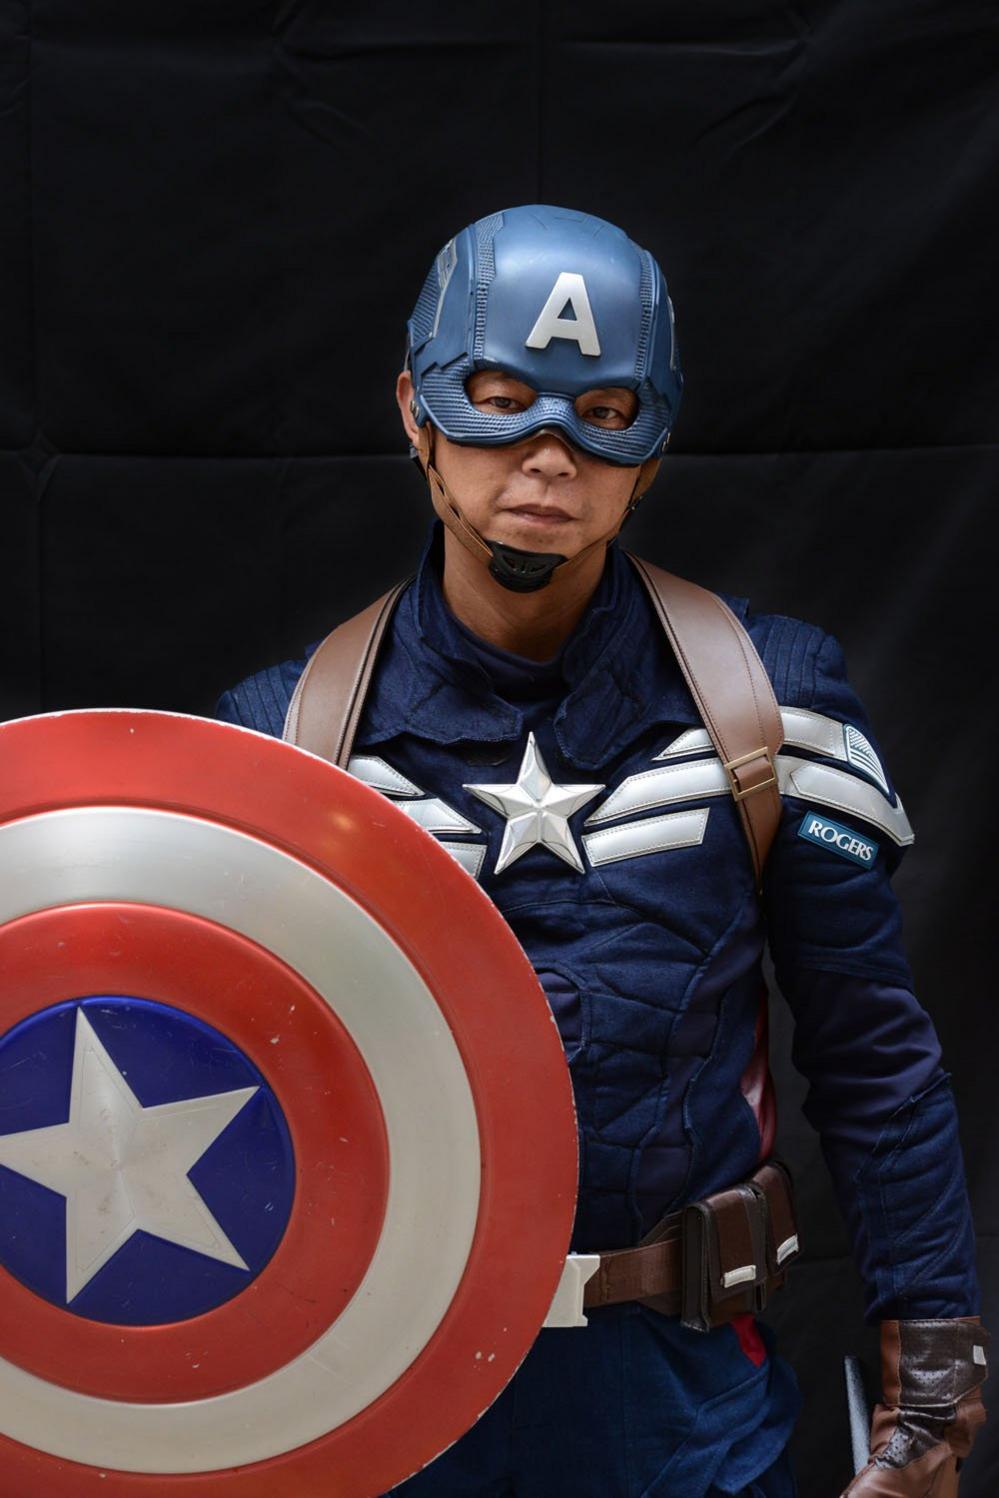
top-left (218, 523), bottom-right (978, 1497)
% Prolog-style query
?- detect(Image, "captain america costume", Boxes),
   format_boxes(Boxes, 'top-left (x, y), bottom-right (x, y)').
top-left (216, 518), bottom-right (978, 1496)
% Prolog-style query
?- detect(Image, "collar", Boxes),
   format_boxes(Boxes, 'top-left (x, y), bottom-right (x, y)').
top-left (448, 612), bottom-right (567, 702)
top-left (355, 520), bottom-right (748, 770)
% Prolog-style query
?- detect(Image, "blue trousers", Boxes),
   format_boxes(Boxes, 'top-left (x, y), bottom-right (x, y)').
top-left (389, 1305), bottom-right (801, 1497)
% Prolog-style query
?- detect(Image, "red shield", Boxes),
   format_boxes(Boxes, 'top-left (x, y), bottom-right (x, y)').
top-left (0, 710), bottom-right (578, 1497)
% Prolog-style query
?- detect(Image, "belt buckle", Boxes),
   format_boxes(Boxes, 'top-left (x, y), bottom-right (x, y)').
top-left (542, 1253), bottom-right (601, 1328)
top-left (723, 746), bottom-right (778, 802)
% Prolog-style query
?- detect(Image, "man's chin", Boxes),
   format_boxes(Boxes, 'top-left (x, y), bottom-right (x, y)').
top-left (492, 510), bottom-right (580, 546)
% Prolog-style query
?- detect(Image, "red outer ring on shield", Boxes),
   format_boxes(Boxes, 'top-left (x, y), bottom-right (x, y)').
top-left (0, 711), bottom-right (579, 1498)
top-left (0, 901), bottom-right (390, 1403)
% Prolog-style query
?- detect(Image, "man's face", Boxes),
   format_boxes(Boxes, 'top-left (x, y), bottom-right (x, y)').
top-left (397, 369), bottom-right (648, 560)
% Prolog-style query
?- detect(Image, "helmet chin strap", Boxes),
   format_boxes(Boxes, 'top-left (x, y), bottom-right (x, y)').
top-left (413, 425), bottom-right (660, 594)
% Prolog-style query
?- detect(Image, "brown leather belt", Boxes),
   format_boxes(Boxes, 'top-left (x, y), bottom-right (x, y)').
top-left (582, 1159), bottom-right (800, 1332)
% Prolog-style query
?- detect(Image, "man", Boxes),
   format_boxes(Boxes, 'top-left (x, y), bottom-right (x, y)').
top-left (217, 205), bottom-right (987, 1496)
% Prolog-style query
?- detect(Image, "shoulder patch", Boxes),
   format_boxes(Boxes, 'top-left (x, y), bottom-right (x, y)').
top-left (798, 812), bottom-right (879, 868)
top-left (843, 724), bottom-right (890, 795)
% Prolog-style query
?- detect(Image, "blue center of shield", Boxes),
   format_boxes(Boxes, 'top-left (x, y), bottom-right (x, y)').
top-left (0, 996), bottom-right (295, 1325)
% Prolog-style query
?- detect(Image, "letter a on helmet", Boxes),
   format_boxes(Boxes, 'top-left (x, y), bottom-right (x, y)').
top-left (525, 271), bottom-right (602, 356)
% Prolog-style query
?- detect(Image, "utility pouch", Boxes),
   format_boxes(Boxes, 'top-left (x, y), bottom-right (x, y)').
top-left (747, 1158), bottom-right (800, 1282)
top-left (680, 1159), bottom-right (800, 1333)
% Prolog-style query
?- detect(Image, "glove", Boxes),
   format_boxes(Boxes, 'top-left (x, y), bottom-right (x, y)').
top-left (842, 1317), bottom-right (989, 1496)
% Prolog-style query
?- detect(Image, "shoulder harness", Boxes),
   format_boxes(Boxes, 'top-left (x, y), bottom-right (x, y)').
top-left (282, 554), bottom-right (784, 890)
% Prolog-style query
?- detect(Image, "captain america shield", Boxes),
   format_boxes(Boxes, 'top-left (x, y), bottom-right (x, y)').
top-left (0, 710), bottom-right (579, 1498)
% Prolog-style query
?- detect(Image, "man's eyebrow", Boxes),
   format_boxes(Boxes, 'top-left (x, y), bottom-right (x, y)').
top-left (468, 371), bottom-right (536, 392)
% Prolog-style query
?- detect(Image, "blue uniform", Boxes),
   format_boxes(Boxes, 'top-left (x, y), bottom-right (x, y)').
top-left (217, 522), bottom-right (978, 1497)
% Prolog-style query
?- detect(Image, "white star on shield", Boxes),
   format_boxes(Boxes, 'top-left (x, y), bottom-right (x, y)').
top-left (0, 1007), bottom-right (258, 1302)
top-left (464, 732), bottom-right (604, 875)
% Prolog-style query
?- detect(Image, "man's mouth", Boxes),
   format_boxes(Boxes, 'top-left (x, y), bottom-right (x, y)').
top-left (505, 504), bottom-right (574, 523)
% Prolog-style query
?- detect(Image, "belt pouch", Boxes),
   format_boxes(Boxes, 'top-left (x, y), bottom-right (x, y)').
top-left (680, 1183), bottom-right (769, 1332)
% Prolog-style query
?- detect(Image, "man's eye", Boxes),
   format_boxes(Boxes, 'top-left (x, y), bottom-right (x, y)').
top-left (583, 405), bottom-right (626, 426)
top-left (484, 395), bottom-right (521, 412)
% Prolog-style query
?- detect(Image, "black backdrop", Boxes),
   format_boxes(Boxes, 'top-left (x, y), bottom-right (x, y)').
top-left (1, 2), bottom-right (996, 1492)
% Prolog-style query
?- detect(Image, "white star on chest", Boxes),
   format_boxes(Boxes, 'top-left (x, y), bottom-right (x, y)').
top-left (0, 1008), bottom-right (258, 1302)
top-left (464, 732), bottom-right (604, 874)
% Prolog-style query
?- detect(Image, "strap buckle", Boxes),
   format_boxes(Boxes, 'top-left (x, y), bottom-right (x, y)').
top-left (723, 746), bottom-right (778, 802)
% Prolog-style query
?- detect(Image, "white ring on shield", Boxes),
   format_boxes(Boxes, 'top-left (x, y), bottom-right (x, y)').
top-left (0, 806), bottom-right (481, 1473)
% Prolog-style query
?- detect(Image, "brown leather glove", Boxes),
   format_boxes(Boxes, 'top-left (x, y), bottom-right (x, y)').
top-left (842, 1317), bottom-right (989, 1496)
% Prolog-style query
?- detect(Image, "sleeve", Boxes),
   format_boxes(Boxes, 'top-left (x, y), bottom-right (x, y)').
top-left (211, 652), bottom-right (313, 738)
top-left (214, 688), bottom-right (244, 725)
top-left (763, 628), bottom-right (979, 1322)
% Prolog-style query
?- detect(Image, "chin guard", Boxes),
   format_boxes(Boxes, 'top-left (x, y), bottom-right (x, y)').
top-left (487, 542), bottom-right (568, 593)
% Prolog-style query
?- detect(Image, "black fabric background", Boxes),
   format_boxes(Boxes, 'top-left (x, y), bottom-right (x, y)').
top-left (1, 3), bottom-right (996, 1492)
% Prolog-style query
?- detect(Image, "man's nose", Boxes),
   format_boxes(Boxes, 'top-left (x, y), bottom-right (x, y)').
top-left (520, 428), bottom-right (578, 479)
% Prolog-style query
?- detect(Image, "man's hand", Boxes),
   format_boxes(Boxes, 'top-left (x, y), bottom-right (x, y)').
top-left (842, 1318), bottom-right (989, 1496)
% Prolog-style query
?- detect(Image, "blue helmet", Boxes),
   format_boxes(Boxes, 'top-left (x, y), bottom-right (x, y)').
top-left (406, 205), bottom-right (683, 466)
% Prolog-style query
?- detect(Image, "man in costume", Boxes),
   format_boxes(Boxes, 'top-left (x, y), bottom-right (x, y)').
top-left (217, 206), bottom-right (987, 1496)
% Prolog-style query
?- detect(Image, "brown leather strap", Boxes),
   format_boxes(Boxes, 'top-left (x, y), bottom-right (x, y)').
top-left (282, 580), bottom-right (410, 766)
top-left (583, 1227), bottom-right (683, 1311)
top-left (625, 553), bottom-right (784, 890)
